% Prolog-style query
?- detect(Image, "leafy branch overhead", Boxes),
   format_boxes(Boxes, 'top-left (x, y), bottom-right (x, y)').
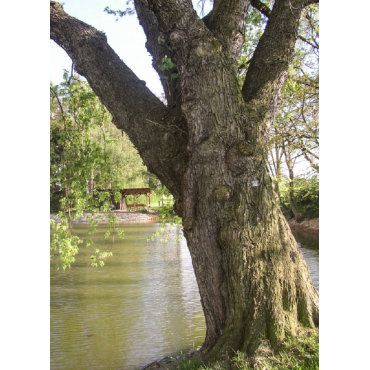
top-left (104, 1), bottom-right (135, 21)
top-left (50, 72), bottom-right (144, 269)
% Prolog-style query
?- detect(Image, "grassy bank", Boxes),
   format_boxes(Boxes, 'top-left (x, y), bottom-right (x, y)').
top-left (150, 328), bottom-right (318, 370)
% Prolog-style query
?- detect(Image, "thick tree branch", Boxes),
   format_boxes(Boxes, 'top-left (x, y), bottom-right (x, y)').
top-left (50, 2), bottom-right (162, 129)
top-left (305, 0), bottom-right (319, 5)
top-left (206, 0), bottom-right (251, 68)
top-left (50, 1), bottom-right (188, 199)
top-left (137, 0), bottom-right (212, 80)
top-left (250, 0), bottom-right (271, 18)
top-left (241, 0), bottom-right (307, 142)
top-left (134, 0), bottom-right (182, 107)
top-left (250, 1), bottom-right (319, 50)
top-left (250, 0), bottom-right (318, 19)
top-left (147, 0), bottom-right (197, 33)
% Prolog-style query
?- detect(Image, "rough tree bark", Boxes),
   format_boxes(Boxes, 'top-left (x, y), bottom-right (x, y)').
top-left (50, 0), bottom-right (319, 359)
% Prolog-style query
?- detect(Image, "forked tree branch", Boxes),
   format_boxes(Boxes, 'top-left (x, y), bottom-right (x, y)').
top-left (50, 1), bottom-right (189, 199)
top-left (241, 0), bottom-right (307, 141)
top-left (50, 2), bottom-right (164, 127)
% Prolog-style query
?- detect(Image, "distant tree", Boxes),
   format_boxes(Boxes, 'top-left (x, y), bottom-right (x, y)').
top-left (274, 4), bottom-right (318, 220)
top-left (50, 72), bottom-right (127, 269)
top-left (280, 174), bottom-right (319, 219)
top-left (240, 3), bottom-right (320, 220)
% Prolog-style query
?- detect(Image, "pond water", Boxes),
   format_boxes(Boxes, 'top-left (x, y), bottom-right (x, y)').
top-left (291, 229), bottom-right (319, 291)
top-left (50, 224), bottom-right (319, 370)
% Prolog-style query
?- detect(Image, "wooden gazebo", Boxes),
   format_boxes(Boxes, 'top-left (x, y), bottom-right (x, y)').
top-left (120, 188), bottom-right (152, 211)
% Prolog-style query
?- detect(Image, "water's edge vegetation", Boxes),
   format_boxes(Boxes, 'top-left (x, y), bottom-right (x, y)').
top-left (146, 327), bottom-right (319, 370)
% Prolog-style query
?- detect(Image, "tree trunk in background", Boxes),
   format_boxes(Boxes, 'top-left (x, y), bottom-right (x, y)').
top-left (271, 144), bottom-right (290, 215)
top-left (288, 179), bottom-right (302, 222)
top-left (90, 172), bottom-right (94, 194)
top-left (284, 148), bottom-right (302, 222)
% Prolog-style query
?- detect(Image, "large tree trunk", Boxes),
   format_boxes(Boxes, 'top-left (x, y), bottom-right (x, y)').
top-left (184, 173), bottom-right (318, 357)
top-left (176, 49), bottom-right (317, 358)
top-left (50, 0), bottom-right (319, 359)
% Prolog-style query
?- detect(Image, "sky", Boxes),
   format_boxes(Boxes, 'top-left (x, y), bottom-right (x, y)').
top-left (50, 0), bottom-right (212, 96)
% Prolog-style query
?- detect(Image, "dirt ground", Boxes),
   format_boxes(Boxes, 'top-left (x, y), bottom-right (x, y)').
top-left (288, 217), bottom-right (319, 235)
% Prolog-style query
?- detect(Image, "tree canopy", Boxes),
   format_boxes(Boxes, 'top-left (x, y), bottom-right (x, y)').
top-left (50, 72), bottom-right (152, 269)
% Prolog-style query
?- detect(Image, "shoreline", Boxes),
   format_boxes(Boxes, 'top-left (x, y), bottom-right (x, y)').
top-left (288, 217), bottom-right (319, 235)
top-left (50, 210), bottom-right (159, 224)
top-left (50, 212), bottom-right (319, 235)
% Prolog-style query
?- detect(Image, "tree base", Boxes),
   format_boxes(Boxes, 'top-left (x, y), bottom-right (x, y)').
top-left (145, 326), bottom-right (318, 370)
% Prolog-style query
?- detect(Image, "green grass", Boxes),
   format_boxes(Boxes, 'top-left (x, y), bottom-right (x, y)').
top-left (166, 328), bottom-right (318, 370)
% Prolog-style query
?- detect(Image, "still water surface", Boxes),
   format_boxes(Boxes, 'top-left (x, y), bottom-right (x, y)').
top-left (291, 229), bottom-right (319, 291)
top-left (50, 224), bottom-right (318, 370)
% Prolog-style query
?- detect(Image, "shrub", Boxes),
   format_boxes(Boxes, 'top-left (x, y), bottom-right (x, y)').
top-left (280, 175), bottom-right (319, 219)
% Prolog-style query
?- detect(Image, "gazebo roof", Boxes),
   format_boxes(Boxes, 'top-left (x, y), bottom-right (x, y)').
top-left (120, 188), bottom-right (152, 197)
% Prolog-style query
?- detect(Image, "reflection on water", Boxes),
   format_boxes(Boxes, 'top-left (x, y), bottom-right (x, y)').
top-left (51, 224), bottom-right (319, 370)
